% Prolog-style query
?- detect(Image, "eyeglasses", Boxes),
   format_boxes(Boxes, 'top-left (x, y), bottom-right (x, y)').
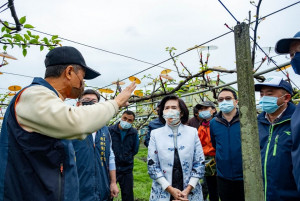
top-left (80, 98), bottom-right (98, 104)
top-left (217, 96), bottom-right (234, 102)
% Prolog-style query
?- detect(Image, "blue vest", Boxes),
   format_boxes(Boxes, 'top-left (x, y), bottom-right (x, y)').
top-left (0, 77), bottom-right (79, 201)
top-left (72, 127), bottom-right (111, 201)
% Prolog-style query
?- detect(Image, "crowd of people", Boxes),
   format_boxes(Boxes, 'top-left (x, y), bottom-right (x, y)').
top-left (0, 31), bottom-right (299, 201)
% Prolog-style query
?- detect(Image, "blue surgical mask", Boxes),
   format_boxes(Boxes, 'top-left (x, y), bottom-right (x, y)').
top-left (219, 100), bottom-right (235, 114)
top-left (291, 52), bottom-right (300, 75)
top-left (259, 95), bottom-right (284, 114)
top-left (199, 110), bottom-right (212, 119)
top-left (120, 120), bottom-right (132, 129)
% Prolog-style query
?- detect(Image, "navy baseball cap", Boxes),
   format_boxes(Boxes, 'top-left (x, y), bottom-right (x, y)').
top-left (45, 46), bottom-right (101, 80)
top-left (275, 31), bottom-right (300, 54)
top-left (255, 76), bottom-right (293, 95)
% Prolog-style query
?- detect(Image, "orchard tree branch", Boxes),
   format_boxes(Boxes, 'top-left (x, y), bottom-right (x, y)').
top-left (129, 67), bottom-right (234, 103)
top-left (0, 41), bottom-right (58, 47)
top-left (251, 0), bottom-right (263, 67)
top-left (169, 51), bottom-right (189, 78)
top-left (8, 0), bottom-right (21, 31)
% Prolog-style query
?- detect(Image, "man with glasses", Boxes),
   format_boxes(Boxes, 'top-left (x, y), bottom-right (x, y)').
top-left (275, 31), bottom-right (300, 192)
top-left (72, 89), bottom-right (119, 201)
top-left (109, 110), bottom-right (139, 201)
top-left (0, 46), bottom-right (136, 201)
top-left (255, 76), bottom-right (300, 200)
top-left (210, 88), bottom-right (244, 201)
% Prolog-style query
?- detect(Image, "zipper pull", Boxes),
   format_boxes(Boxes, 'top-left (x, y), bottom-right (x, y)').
top-left (273, 135), bottom-right (279, 156)
top-left (60, 163), bottom-right (64, 175)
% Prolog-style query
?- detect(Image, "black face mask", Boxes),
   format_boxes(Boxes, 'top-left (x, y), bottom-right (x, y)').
top-left (81, 101), bottom-right (95, 106)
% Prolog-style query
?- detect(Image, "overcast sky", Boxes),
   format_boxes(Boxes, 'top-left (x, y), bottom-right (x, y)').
top-left (0, 0), bottom-right (299, 105)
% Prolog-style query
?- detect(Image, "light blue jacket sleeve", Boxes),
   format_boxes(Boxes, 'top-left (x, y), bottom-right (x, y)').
top-left (147, 132), bottom-right (165, 180)
top-left (190, 130), bottom-right (205, 179)
top-left (109, 144), bottom-right (116, 171)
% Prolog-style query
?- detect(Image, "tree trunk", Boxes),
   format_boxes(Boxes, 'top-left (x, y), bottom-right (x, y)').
top-left (234, 22), bottom-right (264, 201)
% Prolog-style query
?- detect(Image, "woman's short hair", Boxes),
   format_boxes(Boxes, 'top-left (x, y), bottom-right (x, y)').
top-left (158, 95), bottom-right (189, 124)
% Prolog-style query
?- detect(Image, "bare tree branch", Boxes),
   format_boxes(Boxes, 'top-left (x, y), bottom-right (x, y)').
top-left (251, 0), bottom-right (263, 67)
top-left (180, 61), bottom-right (192, 76)
top-left (8, 0), bottom-right (21, 31)
top-left (169, 51), bottom-right (189, 78)
top-left (0, 41), bottom-right (57, 47)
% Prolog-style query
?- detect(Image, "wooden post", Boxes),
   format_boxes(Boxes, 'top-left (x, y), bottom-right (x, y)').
top-left (234, 22), bottom-right (264, 201)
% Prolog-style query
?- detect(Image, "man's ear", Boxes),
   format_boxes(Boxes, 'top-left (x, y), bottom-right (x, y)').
top-left (65, 65), bottom-right (74, 80)
top-left (285, 94), bottom-right (292, 103)
top-left (76, 101), bottom-right (81, 107)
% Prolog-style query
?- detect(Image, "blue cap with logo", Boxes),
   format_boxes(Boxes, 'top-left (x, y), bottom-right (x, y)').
top-left (275, 31), bottom-right (300, 54)
top-left (255, 76), bottom-right (293, 95)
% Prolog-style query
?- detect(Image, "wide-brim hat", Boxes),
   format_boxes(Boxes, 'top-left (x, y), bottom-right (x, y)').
top-left (275, 31), bottom-right (300, 54)
top-left (45, 46), bottom-right (101, 80)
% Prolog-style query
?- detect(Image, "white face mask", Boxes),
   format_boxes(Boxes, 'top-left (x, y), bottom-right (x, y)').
top-left (163, 109), bottom-right (181, 125)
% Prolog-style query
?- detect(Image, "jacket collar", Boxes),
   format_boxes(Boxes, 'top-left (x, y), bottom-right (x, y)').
top-left (32, 77), bottom-right (59, 97)
top-left (162, 123), bottom-right (185, 135)
top-left (257, 102), bottom-right (296, 125)
top-left (215, 108), bottom-right (240, 126)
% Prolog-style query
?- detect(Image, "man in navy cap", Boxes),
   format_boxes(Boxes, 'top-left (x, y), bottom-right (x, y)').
top-left (0, 46), bottom-right (136, 201)
top-left (255, 76), bottom-right (300, 200)
top-left (275, 31), bottom-right (300, 192)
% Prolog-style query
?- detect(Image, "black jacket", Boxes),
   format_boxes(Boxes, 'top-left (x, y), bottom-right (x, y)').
top-left (109, 123), bottom-right (139, 174)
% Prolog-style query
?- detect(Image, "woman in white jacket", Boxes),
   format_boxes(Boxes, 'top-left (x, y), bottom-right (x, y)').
top-left (147, 95), bottom-right (205, 201)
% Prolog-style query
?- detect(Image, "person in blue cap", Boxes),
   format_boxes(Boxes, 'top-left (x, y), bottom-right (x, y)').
top-left (0, 46), bottom-right (136, 201)
top-left (255, 76), bottom-right (300, 200)
top-left (275, 31), bottom-right (300, 192)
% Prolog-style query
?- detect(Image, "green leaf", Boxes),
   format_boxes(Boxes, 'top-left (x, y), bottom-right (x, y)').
top-left (7, 39), bottom-right (13, 48)
top-left (51, 35), bottom-right (58, 40)
top-left (26, 30), bottom-right (32, 37)
top-left (24, 24), bottom-right (35, 29)
top-left (22, 44), bottom-right (27, 49)
top-left (29, 39), bottom-right (38, 44)
top-left (42, 37), bottom-right (49, 44)
top-left (5, 28), bottom-right (11, 34)
top-left (2, 34), bottom-right (12, 38)
top-left (24, 34), bottom-right (30, 40)
top-left (53, 39), bottom-right (61, 44)
top-left (13, 34), bottom-right (24, 41)
top-left (23, 48), bottom-right (27, 57)
top-left (19, 16), bottom-right (26, 25)
top-left (1, 27), bottom-right (5, 32)
top-left (40, 45), bottom-right (44, 51)
top-left (3, 45), bottom-right (7, 51)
